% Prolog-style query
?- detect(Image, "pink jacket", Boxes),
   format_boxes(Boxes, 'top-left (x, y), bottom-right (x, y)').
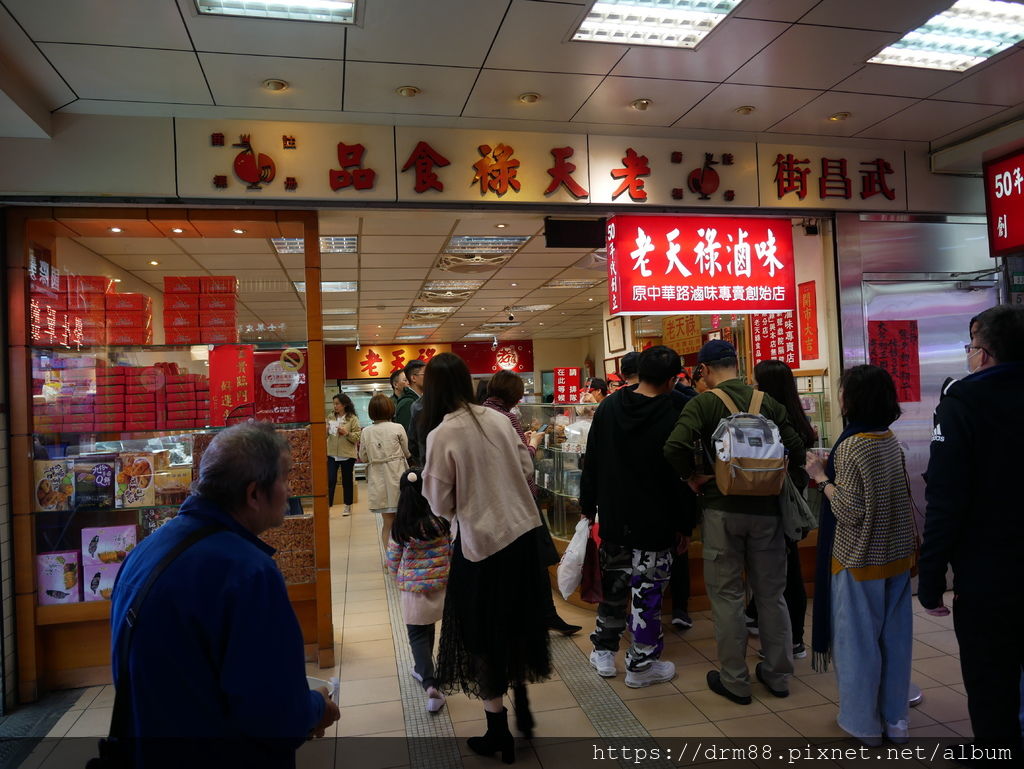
top-left (385, 534), bottom-right (451, 594)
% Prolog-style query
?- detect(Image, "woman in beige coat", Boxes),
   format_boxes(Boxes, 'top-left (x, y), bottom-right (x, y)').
top-left (327, 393), bottom-right (361, 516)
top-left (358, 393), bottom-right (410, 545)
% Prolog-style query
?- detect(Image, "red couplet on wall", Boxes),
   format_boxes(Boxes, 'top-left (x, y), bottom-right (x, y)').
top-left (208, 344), bottom-right (254, 427)
top-left (867, 320), bottom-right (920, 403)
top-left (798, 281), bottom-right (818, 360)
top-left (606, 215), bottom-right (797, 316)
top-left (254, 348), bottom-right (310, 423)
top-left (751, 312), bottom-right (798, 368)
top-left (452, 341), bottom-right (534, 374)
top-left (983, 148), bottom-right (1024, 258)
top-left (553, 368), bottom-right (581, 402)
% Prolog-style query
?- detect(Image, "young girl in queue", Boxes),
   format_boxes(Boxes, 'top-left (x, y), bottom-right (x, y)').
top-left (358, 393), bottom-right (410, 546)
top-left (327, 393), bottom-right (361, 516)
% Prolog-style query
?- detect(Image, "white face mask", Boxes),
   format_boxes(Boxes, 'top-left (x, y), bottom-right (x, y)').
top-left (966, 346), bottom-right (984, 375)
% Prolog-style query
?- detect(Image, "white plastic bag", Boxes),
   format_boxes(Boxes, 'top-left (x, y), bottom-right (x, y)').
top-left (557, 518), bottom-right (590, 600)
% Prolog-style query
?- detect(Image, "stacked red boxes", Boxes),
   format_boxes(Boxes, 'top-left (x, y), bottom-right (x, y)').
top-left (59, 275), bottom-right (115, 346)
top-left (124, 368), bottom-right (157, 432)
top-left (94, 363), bottom-right (127, 433)
top-left (200, 276), bottom-right (238, 344)
top-left (163, 277), bottom-right (202, 345)
top-left (105, 291), bottom-right (154, 346)
top-left (159, 370), bottom-right (210, 430)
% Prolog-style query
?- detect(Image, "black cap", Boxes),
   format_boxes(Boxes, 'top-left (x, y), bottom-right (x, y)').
top-left (698, 339), bottom-right (737, 364)
top-left (619, 351), bottom-right (639, 378)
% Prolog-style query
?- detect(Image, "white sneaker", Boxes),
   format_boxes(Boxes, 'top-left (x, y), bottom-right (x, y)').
top-left (425, 687), bottom-right (446, 713)
top-left (625, 660), bottom-right (676, 689)
top-left (589, 650), bottom-right (616, 677)
top-left (410, 665), bottom-right (423, 683)
top-left (886, 720), bottom-right (910, 744)
top-left (342, 505), bottom-right (351, 516)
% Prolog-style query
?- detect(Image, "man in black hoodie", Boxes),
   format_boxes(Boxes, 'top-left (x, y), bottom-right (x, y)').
top-left (580, 346), bottom-right (696, 689)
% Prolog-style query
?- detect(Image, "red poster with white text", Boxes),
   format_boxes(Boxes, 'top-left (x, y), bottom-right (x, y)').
top-left (553, 368), bottom-right (581, 403)
top-left (254, 348), bottom-right (309, 423)
top-left (751, 312), bottom-right (798, 368)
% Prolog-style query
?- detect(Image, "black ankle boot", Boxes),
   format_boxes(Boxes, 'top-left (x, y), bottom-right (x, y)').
top-left (547, 614), bottom-right (582, 636)
top-left (467, 707), bottom-right (514, 764)
top-left (512, 685), bottom-right (534, 739)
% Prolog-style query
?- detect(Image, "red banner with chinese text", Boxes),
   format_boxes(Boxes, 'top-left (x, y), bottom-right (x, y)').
top-left (797, 281), bottom-right (818, 360)
top-left (751, 312), bottom-right (798, 369)
top-left (607, 215), bottom-right (796, 316)
top-left (345, 344), bottom-right (452, 380)
top-left (209, 344), bottom-right (254, 426)
top-left (553, 368), bottom-right (581, 403)
top-left (452, 341), bottom-right (534, 374)
top-left (868, 320), bottom-right (920, 403)
top-left (982, 147), bottom-right (1024, 258)
top-left (661, 315), bottom-right (702, 356)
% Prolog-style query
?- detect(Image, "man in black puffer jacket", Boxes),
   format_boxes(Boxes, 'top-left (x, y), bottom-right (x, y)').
top-left (580, 346), bottom-right (696, 689)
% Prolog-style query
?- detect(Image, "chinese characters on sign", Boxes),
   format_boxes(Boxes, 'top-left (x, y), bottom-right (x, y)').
top-left (797, 281), bottom-right (818, 360)
top-left (751, 312), bottom-right (798, 368)
top-left (773, 153), bottom-right (896, 202)
top-left (606, 215), bottom-right (797, 316)
top-left (868, 320), bottom-right (921, 403)
top-left (661, 315), bottom-right (702, 356)
top-left (330, 142), bottom-right (376, 191)
top-left (209, 345), bottom-right (255, 427)
top-left (344, 344), bottom-right (453, 380)
top-left (29, 250), bottom-right (85, 349)
top-left (982, 148), bottom-right (1024, 258)
top-left (553, 367), bottom-right (581, 403)
top-left (473, 143), bottom-right (520, 196)
top-left (401, 141), bottom-right (451, 193)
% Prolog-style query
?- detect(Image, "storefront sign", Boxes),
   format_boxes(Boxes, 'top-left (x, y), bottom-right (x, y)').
top-left (254, 349), bottom-right (309, 423)
top-left (452, 342), bottom-right (534, 374)
top-left (661, 315), bottom-right (702, 356)
top-left (208, 344), bottom-right (254, 427)
top-left (606, 215), bottom-right (797, 316)
top-left (553, 368), bottom-right (581, 402)
top-left (751, 312), bottom-right (798, 368)
top-left (868, 320), bottom-right (920, 403)
top-left (344, 343), bottom-right (452, 380)
top-left (797, 281), bottom-right (819, 360)
top-left (1010, 272), bottom-right (1024, 305)
top-left (983, 148), bottom-right (1024, 257)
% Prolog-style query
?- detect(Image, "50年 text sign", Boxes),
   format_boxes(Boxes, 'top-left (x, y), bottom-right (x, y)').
top-left (983, 148), bottom-right (1024, 258)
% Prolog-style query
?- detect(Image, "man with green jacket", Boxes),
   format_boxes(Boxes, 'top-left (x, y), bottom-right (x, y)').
top-left (664, 340), bottom-right (806, 705)
top-left (394, 359), bottom-right (425, 433)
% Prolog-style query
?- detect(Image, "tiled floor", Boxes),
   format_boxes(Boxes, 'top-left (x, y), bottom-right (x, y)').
top-left (23, 487), bottom-right (980, 768)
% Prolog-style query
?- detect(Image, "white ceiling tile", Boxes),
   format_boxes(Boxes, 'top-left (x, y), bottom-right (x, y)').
top-left (320, 253), bottom-right (359, 269)
top-left (464, 70), bottom-right (604, 122)
top-left (72, 237), bottom-right (184, 255)
top-left (611, 19), bottom-right (789, 82)
top-left (486, 0), bottom-right (626, 75)
top-left (39, 44), bottom-right (212, 104)
top-left (346, 0), bottom-right (506, 67)
top-left (178, 238), bottom-right (272, 253)
top-left (832, 64), bottom-right (962, 99)
top-left (769, 92), bottom-right (918, 137)
top-left (9, 0), bottom-right (192, 49)
top-left (727, 26), bottom-right (898, 90)
top-left (344, 62), bottom-right (477, 116)
top-left (799, 0), bottom-right (948, 34)
top-left (233, 269), bottom-right (293, 283)
top-left (360, 254), bottom-right (438, 268)
top-left (453, 213), bottom-right (544, 236)
top-left (234, 291), bottom-right (296, 302)
top-left (485, 277), bottom-right (545, 290)
top-left (243, 301), bottom-right (302, 309)
top-left (573, 77), bottom-right (716, 126)
top-left (675, 83), bottom-right (820, 131)
top-left (192, 253), bottom-right (284, 270)
top-left (857, 100), bottom-right (1004, 142)
top-left (0, 10), bottom-right (76, 110)
top-left (733, 0), bottom-right (821, 22)
top-left (361, 280), bottom-right (423, 292)
top-left (199, 53), bottom-right (343, 111)
top-left (361, 235), bottom-right (447, 253)
top-left (322, 269), bottom-right (358, 281)
top-left (361, 212), bottom-right (456, 236)
top-left (929, 49), bottom-right (1024, 107)
top-left (360, 268), bottom-right (429, 281)
top-left (506, 252), bottom-right (586, 267)
top-left (491, 267), bottom-right (563, 279)
top-left (105, 253), bottom-right (199, 270)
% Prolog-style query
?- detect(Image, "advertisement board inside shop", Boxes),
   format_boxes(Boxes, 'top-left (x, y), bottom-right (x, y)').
top-left (983, 147), bottom-right (1024, 258)
top-left (606, 215), bottom-right (797, 316)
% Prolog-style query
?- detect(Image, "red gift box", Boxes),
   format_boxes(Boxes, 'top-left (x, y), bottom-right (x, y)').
top-left (163, 327), bottom-right (201, 345)
top-left (166, 399), bottom-right (197, 412)
top-left (164, 276), bottom-right (202, 294)
top-left (164, 293), bottom-right (200, 311)
top-left (201, 328), bottom-right (239, 344)
top-left (78, 328), bottom-right (106, 346)
top-left (31, 294), bottom-right (68, 312)
top-left (126, 393), bottom-right (155, 404)
top-left (33, 416), bottom-right (62, 430)
top-left (199, 294), bottom-right (236, 312)
top-left (95, 385), bottom-right (126, 396)
top-left (107, 312), bottom-right (153, 330)
top-left (126, 385), bottom-right (157, 397)
top-left (69, 403), bottom-right (94, 415)
top-left (198, 311), bottom-right (237, 328)
top-left (73, 311), bottom-right (107, 329)
top-left (95, 402), bottom-right (124, 413)
top-left (61, 419), bottom-right (95, 432)
top-left (167, 390), bottom-right (197, 403)
top-left (95, 422), bottom-right (125, 433)
top-left (200, 276), bottom-right (237, 294)
top-left (124, 422), bottom-right (156, 432)
top-left (70, 395), bottom-right (95, 406)
top-left (105, 293), bottom-right (152, 312)
top-left (165, 409), bottom-right (197, 421)
top-left (126, 401), bottom-right (154, 414)
top-left (166, 382), bottom-right (196, 394)
top-left (163, 312), bottom-right (199, 329)
top-left (61, 275), bottom-right (115, 294)
top-left (94, 395), bottom-right (125, 407)
top-left (67, 293), bottom-right (107, 312)
top-left (165, 419), bottom-right (195, 430)
top-left (106, 329), bottom-right (153, 345)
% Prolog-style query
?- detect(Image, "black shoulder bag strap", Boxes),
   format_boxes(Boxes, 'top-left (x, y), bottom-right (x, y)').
top-left (88, 524), bottom-right (224, 769)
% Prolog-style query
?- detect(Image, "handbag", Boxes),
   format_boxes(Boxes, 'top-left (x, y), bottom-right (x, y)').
top-left (556, 518), bottom-right (590, 600)
top-left (579, 524), bottom-right (603, 604)
top-left (779, 474), bottom-right (817, 542)
top-left (87, 524), bottom-right (224, 769)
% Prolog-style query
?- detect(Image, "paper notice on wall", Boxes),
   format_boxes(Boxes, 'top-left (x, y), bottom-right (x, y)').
top-left (868, 320), bottom-right (921, 402)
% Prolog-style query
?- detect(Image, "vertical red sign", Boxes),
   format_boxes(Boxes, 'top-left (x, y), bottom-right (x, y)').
top-left (751, 312), bottom-right (798, 368)
top-left (868, 320), bottom-right (920, 403)
top-left (797, 281), bottom-right (818, 360)
top-left (208, 344), bottom-right (254, 426)
top-left (254, 348), bottom-right (310, 423)
top-left (553, 367), bottom-right (581, 403)
top-left (982, 147), bottom-right (1024, 257)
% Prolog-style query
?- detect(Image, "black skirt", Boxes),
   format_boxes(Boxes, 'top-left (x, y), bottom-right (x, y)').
top-left (437, 526), bottom-right (553, 699)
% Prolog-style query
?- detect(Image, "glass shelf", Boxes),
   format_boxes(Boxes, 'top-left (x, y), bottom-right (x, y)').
top-left (28, 496), bottom-right (316, 515)
top-left (31, 340), bottom-right (310, 353)
top-left (32, 422), bottom-right (311, 439)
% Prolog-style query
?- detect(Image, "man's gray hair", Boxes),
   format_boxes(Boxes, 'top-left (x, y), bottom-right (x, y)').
top-left (973, 304), bottom-right (1024, 364)
top-left (193, 422), bottom-right (289, 512)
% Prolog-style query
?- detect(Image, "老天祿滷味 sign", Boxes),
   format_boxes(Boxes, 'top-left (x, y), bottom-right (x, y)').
top-left (983, 148), bottom-right (1024, 258)
top-left (606, 215), bottom-right (797, 316)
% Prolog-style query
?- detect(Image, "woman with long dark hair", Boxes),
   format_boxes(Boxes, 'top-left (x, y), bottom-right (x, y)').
top-left (745, 360), bottom-right (816, 655)
top-left (327, 393), bottom-right (360, 516)
top-left (420, 353), bottom-right (551, 764)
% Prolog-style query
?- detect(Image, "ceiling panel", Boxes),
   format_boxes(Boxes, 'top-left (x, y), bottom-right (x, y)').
top-left (200, 53), bottom-right (343, 111)
top-left (769, 92), bottom-right (918, 137)
top-left (191, 253), bottom-right (284, 270)
top-left (857, 100), bottom-right (1004, 142)
top-left (359, 253), bottom-right (437, 268)
top-left (832, 64), bottom-right (962, 99)
top-left (485, 278), bottom-right (545, 290)
top-left (0, 11), bottom-right (76, 111)
top-left (573, 77), bottom-right (717, 126)
top-left (105, 253), bottom-right (199, 270)
top-left (359, 268), bottom-right (430, 281)
top-left (611, 19), bottom-right (789, 82)
top-left (360, 212), bottom-right (456, 236)
top-left (675, 83), bottom-right (820, 131)
top-left (506, 252), bottom-right (586, 267)
top-left (7, 0), bottom-right (192, 50)
top-left (492, 266), bottom-right (563, 279)
top-left (39, 44), bottom-right (212, 104)
top-left (361, 235), bottom-right (447, 253)
top-left (177, 238), bottom-right (273, 254)
top-left (321, 269), bottom-right (359, 281)
top-left (451, 214), bottom-right (542, 236)
top-left (485, 0), bottom-right (626, 75)
top-left (360, 280), bottom-right (424, 292)
top-left (727, 26), bottom-right (898, 90)
top-left (320, 253), bottom-right (359, 269)
top-left (929, 49), bottom-right (1024, 107)
top-left (733, 0), bottom-right (821, 22)
top-left (344, 62), bottom-right (478, 115)
top-left (428, 268), bottom-right (499, 280)
top-left (799, 0), bottom-right (948, 33)
top-left (73, 237), bottom-right (185, 255)
top-left (463, 70), bottom-right (604, 122)
top-left (345, 0), bottom-right (507, 67)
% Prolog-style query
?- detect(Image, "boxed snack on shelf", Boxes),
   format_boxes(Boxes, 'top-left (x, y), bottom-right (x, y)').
top-left (106, 328), bottom-right (154, 346)
top-left (286, 464), bottom-right (312, 496)
top-left (81, 524), bottom-right (137, 566)
top-left (105, 293), bottom-right (153, 312)
top-left (34, 459), bottom-right (73, 511)
top-left (154, 467), bottom-right (191, 506)
top-left (72, 456), bottom-right (116, 510)
top-left (61, 275), bottom-right (115, 294)
top-left (164, 276), bottom-right (202, 294)
top-left (106, 312), bottom-right (153, 330)
top-left (139, 507), bottom-right (177, 537)
top-left (82, 562), bottom-right (120, 602)
top-left (199, 294), bottom-right (236, 312)
top-left (165, 294), bottom-right (200, 311)
top-left (200, 276), bottom-right (237, 294)
top-left (67, 293), bottom-right (106, 312)
top-left (165, 327), bottom-right (202, 345)
top-left (36, 551), bottom-right (80, 605)
top-left (201, 328), bottom-right (239, 344)
top-left (198, 311), bottom-right (237, 328)
top-left (163, 311), bottom-right (199, 328)
top-left (115, 451), bottom-right (164, 508)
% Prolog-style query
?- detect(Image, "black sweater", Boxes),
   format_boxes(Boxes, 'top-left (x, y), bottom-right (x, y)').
top-left (580, 386), bottom-right (696, 551)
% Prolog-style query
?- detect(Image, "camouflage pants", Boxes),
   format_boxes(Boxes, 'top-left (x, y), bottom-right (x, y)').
top-left (590, 542), bottom-right (673, 672)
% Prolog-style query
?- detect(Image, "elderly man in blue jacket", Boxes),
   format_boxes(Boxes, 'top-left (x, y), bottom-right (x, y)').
top-left (110, 422), bottom-right (339, 768)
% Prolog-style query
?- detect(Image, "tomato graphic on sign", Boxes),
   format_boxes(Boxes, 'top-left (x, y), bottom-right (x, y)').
top-left (687, 154), bottom-right (720, 201)
top-left (233, 134), bottom-right (276, 190)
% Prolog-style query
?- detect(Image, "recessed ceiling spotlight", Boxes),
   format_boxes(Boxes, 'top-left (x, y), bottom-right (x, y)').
top-left (588, 297), bottom-right (594, 301)
top-left (149, 260), bottom-right (159, 266)
top-left (262, 78), bottom-right (289, 92)
top-left (518, 92), bottom-right (541, 104)
top-left (480, 306), bottom-right (486, 310)
top-left (395, 85), bottom-right (421, 97)
top-left (829, 111), bottom-right (852, 122)
top-left (630, 98), bottom-right (653, 111)
top-left (232, 228), bottom-right (246, 234)
top-left (734, 105), bottom-right (756, 115)
top-left (171, 227), bottom-right (184, 234)
top-left (113, 278), bottom-right (122, 283)
top-left (495, 223), bottom-right (507, 229)
top-left (109, 227), bottom-right (122, 233)
top-left (511, 282), bottom-right (518, 287)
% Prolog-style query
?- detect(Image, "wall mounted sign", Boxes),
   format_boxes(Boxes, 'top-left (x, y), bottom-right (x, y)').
top-left (553, 367), bottom-right (581, 403)
top-left (868, 320), bottom-right (920, 403)
top-left (751, 312), bottom-right (798, 368)
top-left (343, 343), bottom-right (452, 380)
top-left (983, 147), bottom-right (1024, 257)
top-left (797, 281), bottom-right (819, 360)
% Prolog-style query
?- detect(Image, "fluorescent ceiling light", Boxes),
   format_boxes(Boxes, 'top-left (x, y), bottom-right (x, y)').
top-left (423, 279), bottom-right (486, 291)
top-left (271, 236), bottom-right (358, 254)
top-left (293, 281), bottom-right (357, 292)
top-left (195, 0), bottom-right (357, 24)
top-left (410, 306), bottom-right (457, 314)
top-left (396, 335), bottom-right (427, 341)
top-left (400, 324), bottom-right (439, 330)
top-left (323, 324), bottom-right (356, 331)
top-left (510, 304), bottom-right (555, 312)
top-left (868, 0), bottom-right (1024, 72)
top-left (445, 236), bottom-right (530, 254)
top-left (544, 279), bottom-right (602, 289)
top-left (480, 322), bottom-right (523, 328)
top-left (325, 337), bottom-right (356, 342)
top-left (571, 0), bottom-right (743, 50)
top-left (322, 307), bottom-right (357, 315)
top-left (464, 332), bottom-right (496, 338)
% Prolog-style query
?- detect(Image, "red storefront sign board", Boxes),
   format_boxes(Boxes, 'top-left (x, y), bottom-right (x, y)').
top-left (208, 344), bottom-right (254, 427)
top-left (867, 321), bottom-right (920, 403)
top-left (798, 281), bottom-right (818, 360)
top-left (327, 341), bottom-right (534, 379)
top-left (344, 344), bottom-right (452, 380)
top-left (254, 348), bottom-right (309, 423)
top-left (607, 215), bottom-right (796, 316)
top-left (553, 368), bottom-right (581, 403)
top-left (452, 341), bottom-right (534, 374)
top-left (983, 148), bottom-right (1024, 257)
top-left (751, 312), bottom-right (798, 368)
